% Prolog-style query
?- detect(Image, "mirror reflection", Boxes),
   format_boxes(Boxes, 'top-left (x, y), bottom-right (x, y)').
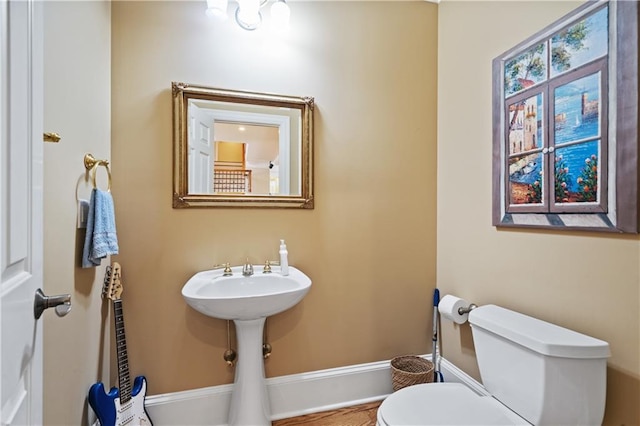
top-left (172, 82), bottom-right (314, 208)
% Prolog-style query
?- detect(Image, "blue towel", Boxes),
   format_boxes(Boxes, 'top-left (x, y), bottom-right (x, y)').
top-left (82, 188), bottom-right (119, 268)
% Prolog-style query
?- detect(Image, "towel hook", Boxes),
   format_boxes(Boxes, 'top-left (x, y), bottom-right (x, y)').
top-left (84, 153), bottom-right (112, 192)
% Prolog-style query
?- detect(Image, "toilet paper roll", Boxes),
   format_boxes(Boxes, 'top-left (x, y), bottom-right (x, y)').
top-left (438, 295), bottom-right (470, 324)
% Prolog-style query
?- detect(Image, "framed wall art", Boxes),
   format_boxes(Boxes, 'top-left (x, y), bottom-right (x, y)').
top-left (492, 0), bottom-right (639, 233)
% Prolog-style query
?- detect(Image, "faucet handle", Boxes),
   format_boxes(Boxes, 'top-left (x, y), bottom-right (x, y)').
top-left (213, 262), bottom-right (233, 276)
top-left (263, 260), bottom-right (280, 273)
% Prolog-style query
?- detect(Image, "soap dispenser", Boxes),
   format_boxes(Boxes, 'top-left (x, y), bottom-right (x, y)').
top-left (279, 239), bottom-right (289, 276)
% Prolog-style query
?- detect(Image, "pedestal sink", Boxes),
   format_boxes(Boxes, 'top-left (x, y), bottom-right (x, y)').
top-left (182, 265), bottom-right (311, 426)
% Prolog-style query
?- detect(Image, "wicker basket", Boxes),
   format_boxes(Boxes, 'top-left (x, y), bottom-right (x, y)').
top-left (390, 355), bottom-right (434, 391)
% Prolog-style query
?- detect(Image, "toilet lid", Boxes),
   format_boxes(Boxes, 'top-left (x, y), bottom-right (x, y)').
top-left (378, 383), bottom-right (529, 425)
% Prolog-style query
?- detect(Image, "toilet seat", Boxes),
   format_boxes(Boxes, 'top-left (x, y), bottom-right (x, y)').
top-left (377, 383), bottom-right (530, 425)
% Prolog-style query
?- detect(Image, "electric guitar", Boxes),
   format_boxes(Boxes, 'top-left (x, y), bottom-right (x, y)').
top-left (88, 262), bottom-right (153, 426)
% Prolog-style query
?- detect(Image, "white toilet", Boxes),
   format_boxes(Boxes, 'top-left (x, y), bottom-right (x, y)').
top-left (377, 304), bottom-right (610, 425)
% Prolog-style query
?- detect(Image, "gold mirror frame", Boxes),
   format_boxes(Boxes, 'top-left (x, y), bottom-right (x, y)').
top-left (172, 82), bottom-right (314, 208)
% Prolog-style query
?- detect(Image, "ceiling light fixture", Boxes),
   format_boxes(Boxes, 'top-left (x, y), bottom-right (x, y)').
top-left (206, 0), bottom-right (290, 31)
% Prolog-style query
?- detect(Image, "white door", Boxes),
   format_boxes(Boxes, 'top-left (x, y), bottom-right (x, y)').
top-left (188, 104), bottom-right (214, 193)
top-left (0, 0), bottom-right (44, 424)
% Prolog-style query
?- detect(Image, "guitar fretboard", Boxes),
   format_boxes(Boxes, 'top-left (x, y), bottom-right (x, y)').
top-left (113, 300), bottom-right (132, 404)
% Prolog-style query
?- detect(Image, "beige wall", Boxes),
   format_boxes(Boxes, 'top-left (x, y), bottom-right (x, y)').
top-left (437, 1), bottom-right (640, 425)
top-left (111, 1), bottom-right (438, 394)
top-left (43, 1), bottom-right (111, 425)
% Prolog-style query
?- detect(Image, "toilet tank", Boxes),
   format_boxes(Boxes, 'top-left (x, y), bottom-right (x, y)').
top-left (468, 305), bottom-right (610, 426)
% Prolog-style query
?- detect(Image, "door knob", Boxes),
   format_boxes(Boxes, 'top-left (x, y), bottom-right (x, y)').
top-left (34, 288), bottom-right (72, 320)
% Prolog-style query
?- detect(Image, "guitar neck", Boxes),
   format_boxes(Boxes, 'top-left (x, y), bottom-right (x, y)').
top-left (113, 299), bottom-right (132, 404)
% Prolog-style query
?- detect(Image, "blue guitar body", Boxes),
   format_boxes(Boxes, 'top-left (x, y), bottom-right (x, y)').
top-left (89, 375), bottom-right (152, 426)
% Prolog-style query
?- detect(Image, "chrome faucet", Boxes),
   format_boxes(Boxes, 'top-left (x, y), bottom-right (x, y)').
top-left (242, 259), bottom-right (254, 277)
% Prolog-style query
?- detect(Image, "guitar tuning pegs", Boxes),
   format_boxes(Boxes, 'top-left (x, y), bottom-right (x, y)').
top-left (102, 266), bottom-right (113, 296)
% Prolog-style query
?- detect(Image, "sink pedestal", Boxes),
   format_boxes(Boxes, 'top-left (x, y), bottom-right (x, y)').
top-left (228, 317), bottom-right (271, 426)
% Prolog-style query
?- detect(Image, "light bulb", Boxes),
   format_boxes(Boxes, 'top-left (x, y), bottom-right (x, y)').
top-left (238, 0), bottom-right (260, 16)
top-left (270, 0), bottom-right (290, 29)
top-left (236, 0), bottom-right (262, 30)
top-left (206, 0), bottom-right (228, 19)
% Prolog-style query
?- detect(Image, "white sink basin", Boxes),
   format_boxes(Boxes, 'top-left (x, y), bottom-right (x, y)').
top-left (182, 265), bottom-right (311, 320)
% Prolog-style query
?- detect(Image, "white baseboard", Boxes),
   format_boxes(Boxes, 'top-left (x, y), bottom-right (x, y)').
top-left (144, 355), bottom-right (483, 426)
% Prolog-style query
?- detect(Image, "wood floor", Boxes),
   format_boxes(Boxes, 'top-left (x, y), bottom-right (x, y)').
top-left (273, 401), bottom-right (382, 426)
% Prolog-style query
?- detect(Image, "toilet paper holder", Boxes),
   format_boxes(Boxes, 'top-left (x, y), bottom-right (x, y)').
top-left (458, 303), bottom-right (477, 315)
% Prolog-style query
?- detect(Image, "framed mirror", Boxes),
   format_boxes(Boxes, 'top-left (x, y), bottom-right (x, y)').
top-left (172, 82), bottom-right (314, 208)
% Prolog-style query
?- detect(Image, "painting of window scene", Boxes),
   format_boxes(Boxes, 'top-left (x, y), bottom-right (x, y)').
top-left (508, 93), bottom-right (544, 205)
top-left (505, 43), bottom-right (547, 97)
top-left (550, 7), bottom-right (609, 78)
top-left (505, 4), bottom-right (607, 210)
top-left (553, 73), bottom-right (602, 204)
top-left (493, 0), bottom-right (640, 233)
